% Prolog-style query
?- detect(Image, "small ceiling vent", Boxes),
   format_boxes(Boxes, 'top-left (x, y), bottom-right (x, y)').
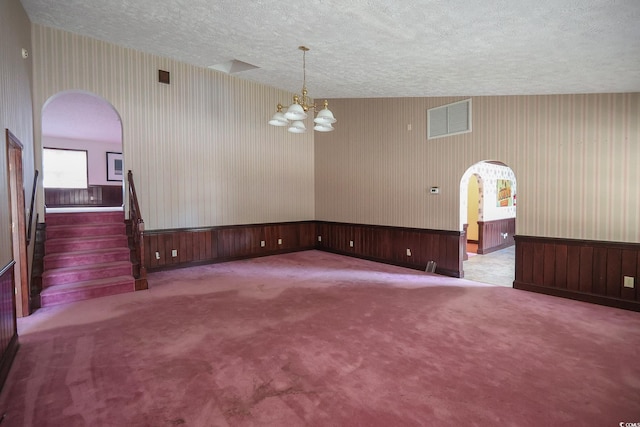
top-left (208, 60), bottom-right (259, 74)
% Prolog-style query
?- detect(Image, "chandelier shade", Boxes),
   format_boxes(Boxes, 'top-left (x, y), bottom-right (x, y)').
top-left (284, 100), bottom-right (307, 121)
top-left (288, 120), bottom-right (307, 133)
top-left (268, 104), bottom-right (289, 126)
top-left (269, 46), bottom-right (336, 133)
top-left (313, 123), bottom-right (334, 132)
top-left (314, 101), bottom-right (337, 124)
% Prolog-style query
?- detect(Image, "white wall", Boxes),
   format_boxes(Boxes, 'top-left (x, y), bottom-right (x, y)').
top-left (0, 0), bottom-right (34, 266)
top-left (32, 25), bottom-right (315, 230)
top-left (43, 136), bottom-right (123, 186)
top-left (316, 95), bottom-right (640, 243)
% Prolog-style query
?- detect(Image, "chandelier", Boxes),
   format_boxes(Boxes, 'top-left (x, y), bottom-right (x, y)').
top-left (268, 46), bottom-right (336, 133)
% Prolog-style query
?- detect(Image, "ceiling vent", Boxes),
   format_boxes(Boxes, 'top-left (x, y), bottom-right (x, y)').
top-left (208, 59), bottom-right (259, 74)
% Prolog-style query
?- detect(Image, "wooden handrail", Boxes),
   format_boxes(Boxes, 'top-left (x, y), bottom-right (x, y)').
top-left (127, 170), bottom-right (148, 290)
top-left (27, 170), bottom-right (38, 245)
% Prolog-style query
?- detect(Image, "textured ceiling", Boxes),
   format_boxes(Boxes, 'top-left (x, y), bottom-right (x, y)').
top-left (20, 0), bottom-right (640, 99)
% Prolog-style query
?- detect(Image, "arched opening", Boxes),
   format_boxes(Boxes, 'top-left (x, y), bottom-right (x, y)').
top-left (41, 91), bottom-right (123, 213)
top-left (460, 160), bottom-right (516, 286)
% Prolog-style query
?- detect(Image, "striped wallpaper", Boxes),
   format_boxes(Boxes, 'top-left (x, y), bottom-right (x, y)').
top-left (31, 24), bottom-right (315, 231)
top-left (29, 25), bottom-right (639, 244)
top-left (315, 94), bottom-right (640, 243)
top-left (0, 0), bottom-right (34, 266)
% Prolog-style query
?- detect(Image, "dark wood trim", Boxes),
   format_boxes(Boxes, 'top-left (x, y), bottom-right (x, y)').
top-left (27, 170), bottom-right (38, 245)
top-left (0, 334), bottom-right (19, 393)
top-left (315, 221), bottom-right (461, 237)
top-left (7, 130), bottom-right (29, 317)
top-left (515, 235), bottom-right (640, 311)
top-left (513, 281), bottom-right (640, 312)
top-left (143, 221), bottom-right (464, 278)
top-left (29, 221), bottom-right (46, 311)
top-left (516, 235), bottom-right (640, 250)
top-left (45, 185), bottom-right (123, 208)
top-left (316, 221), bottom-right (463, 277)
top-left (477, 217), bottom-right (515, 254)
top-left (145, 221), bottom-right (317, 272)
top-left (0, 261), bottom-right (15, 279)
top-left (127, 171), bottom-right (147, 290)
top-left (0, 261), bottom-right (18, 392)
top-left (145, 220), bottom-right (319, 236)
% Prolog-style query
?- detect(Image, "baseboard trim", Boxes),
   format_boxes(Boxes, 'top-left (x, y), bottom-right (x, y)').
top-left (513, 280), bottom-right (640, 312)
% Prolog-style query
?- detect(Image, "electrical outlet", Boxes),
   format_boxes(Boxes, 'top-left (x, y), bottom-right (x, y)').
top-left (623, 276), bottom-right (635, 288)
top-left (406, 248), bottom-right (412, 256)
top-left (349, 240), bottom-right (354, 247)
top-left (155, 252), bottom-right (160, 260)
top-left (171, 249), bottom-right (177, 257)
top-left (317, 236), bottom-right (322, 242)
top-left (260, 240), bottom-right (265, 247)
top-left (278, 238), bottom-right (282, 245)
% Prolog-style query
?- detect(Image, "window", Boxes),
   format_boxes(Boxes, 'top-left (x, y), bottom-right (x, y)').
top-left (427, 99), bottom-right (472, 139)
top-left (43, 148), bottom-right (88, 188)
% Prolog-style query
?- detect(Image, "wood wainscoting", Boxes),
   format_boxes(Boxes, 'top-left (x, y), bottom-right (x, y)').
top-left (514, 235), bottom-right (640, 311)
top-left (144, 221), bottom-right (317, 271)
top-left (477, 218), bottom-right (515, 254)
top-left (45, 185), bottom-right (123, 207)
top-left (144, 221), bottom-right (464, 277)
top-left (0, 261), bottom-right (18, 391)
top-left (316, 222), bottom-right (463, 277)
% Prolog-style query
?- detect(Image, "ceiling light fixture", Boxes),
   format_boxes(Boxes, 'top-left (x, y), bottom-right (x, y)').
top-left (268, 46), bottom-right (336, 133)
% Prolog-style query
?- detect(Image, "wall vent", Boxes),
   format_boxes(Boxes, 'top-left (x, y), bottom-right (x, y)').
top-left (158, 70), bottom-right (170, 84)
top-left (427, 99), bottom-right (472, 139)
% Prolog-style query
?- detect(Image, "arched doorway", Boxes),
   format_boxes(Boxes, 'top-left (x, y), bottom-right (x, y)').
top-left (41, 91), bottom-right (123, 212)
top-left (460, 161), bottom-right (517, 286)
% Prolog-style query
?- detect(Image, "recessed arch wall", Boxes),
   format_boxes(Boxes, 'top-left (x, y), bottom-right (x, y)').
top-left (460, 161), bottom-right (517, 233)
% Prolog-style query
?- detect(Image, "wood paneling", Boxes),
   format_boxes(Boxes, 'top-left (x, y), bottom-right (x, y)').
top-left (477, 218), bottom-right (515, 254)
top-left (145, 221), bottom-right (463, 277)
top-left (45, 185), bottom-right (123, 207)
top-left (317, 222), bottom-right (463, 277)
top-left (0, 262), bottom-right (18, 392)
top-left (515, 235), bottom-right (640, 311)
top-left (144, 221), bottom-right (316, 271)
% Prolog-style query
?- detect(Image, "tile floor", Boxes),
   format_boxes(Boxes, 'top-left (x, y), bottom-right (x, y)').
top-left (463, 245), bottom-right (515, 287)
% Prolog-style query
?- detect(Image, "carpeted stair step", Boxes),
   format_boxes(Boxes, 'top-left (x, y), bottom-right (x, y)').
top-left (39, 275), bottom-right (135, 307)
top-left (46, 222), bottom-right (126, 239)
top-left (46, 211), bottom-right (124, 226)
top-left (46, 234), bottom-right (129, 254)
top-left (44, 247), bottom-right (131, 270)
top-left (42, 261), bottom-right (133, 288)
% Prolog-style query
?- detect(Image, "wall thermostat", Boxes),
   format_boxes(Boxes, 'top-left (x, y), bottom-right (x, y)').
top-left (430, 187), bottom-right (440, 194)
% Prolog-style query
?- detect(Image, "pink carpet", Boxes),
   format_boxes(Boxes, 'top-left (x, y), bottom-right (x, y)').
top-left (2, 250), bottom-right (640, 426)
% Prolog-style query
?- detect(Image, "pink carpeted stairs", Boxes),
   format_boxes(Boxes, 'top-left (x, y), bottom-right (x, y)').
top-left (40, 211), bottom-right (135, 307)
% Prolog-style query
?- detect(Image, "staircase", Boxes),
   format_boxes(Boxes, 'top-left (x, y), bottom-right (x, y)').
top-left (40, 210), bottom-right (135, 307)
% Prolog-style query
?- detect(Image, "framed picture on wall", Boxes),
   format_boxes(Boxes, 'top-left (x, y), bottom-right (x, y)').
top-left (496, 179), bottom-right (513, 207)
top-left (106, 152), bottom-right (123, 181)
